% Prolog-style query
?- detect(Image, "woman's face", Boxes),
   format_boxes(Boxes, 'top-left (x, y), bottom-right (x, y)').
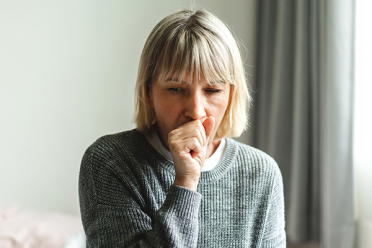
top-left (148, 73), bottom-right (231, 150)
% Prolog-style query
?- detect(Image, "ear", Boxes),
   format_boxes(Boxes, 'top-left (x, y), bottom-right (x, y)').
top-left (147, 85), bottom-right (154, 108)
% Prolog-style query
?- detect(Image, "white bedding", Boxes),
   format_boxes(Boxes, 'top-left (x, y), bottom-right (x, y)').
top-left (0, 207), bottom-right (85, 248)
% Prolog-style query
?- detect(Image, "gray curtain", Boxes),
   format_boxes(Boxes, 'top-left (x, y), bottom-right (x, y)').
top-left (253, 0), bottom-right (356, 247)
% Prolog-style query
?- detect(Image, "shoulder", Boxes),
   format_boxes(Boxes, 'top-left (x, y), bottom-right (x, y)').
top-left (226, 138), bottom-right (282, 182)
top-left (81, 129), bottom-right (151, 168)
top-left (91, 129), bottom-right (145, 150)
top-left (79, 129), bottom-right (154, 207)
top-left (87, 129), bottom-right (146, 155)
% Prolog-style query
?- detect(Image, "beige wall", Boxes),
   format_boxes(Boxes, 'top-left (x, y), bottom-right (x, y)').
top-left (0, 0), bottom-right (257, 215)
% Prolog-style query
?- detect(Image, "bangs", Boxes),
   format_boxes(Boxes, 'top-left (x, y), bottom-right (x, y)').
top-left (154, 28), bottom-right (234, 85)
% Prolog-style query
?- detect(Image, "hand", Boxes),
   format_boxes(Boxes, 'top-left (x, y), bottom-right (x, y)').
top-left (168, 117), bottom-right (215, 191)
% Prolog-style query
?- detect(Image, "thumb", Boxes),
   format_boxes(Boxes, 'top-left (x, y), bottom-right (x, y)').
top-left (202, 116), bottom-right (215, 145)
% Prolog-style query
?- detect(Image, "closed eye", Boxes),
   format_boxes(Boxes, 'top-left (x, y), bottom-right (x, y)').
top-left (205, 89), bottom-right (222, 93)
top-left (167, 88), bottom-right (184, 93)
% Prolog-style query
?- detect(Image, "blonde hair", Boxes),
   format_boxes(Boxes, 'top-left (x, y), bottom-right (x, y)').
top-left (134, 9), bottom-right (251, 139)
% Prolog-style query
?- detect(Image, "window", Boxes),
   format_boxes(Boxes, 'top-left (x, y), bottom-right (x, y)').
top-left (353, 1), bottom-right (372, 247)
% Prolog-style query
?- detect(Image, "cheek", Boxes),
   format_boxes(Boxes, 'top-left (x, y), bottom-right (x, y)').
top-left (208, 96), bottom-right (230, 129)
top-left (155, 97), bottom-right (177, 113)
top-left (209, 94), bottom-right (230, 114)
top-left (153, 97), bottom-right (181, 124)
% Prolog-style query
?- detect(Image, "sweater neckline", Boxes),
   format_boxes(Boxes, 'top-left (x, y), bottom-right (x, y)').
top-left (134, 129), bottom-right (238, 183)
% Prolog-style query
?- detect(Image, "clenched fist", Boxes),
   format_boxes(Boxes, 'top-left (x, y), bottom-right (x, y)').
top-left (168, 116), bottom-right (215, 191)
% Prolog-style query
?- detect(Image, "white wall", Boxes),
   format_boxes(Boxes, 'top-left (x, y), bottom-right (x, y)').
top-left (0, 0), bottom-right (257, 215)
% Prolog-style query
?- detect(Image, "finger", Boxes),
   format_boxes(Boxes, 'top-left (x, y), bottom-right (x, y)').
top-left (185, 137), bottom-right (203, 154)
top-left (202, 116), bottom-right (215, 145)
top-left (171, 137), bottom-right (203, 155)
top-left (198, 119), bottom-right (207, 146)
top-left (169, 120), bottom-right (206, 147)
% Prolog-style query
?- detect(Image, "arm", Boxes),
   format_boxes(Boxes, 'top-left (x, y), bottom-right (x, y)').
top-left (78, 144), bottom-right (202, 248)
top-left (260, 162), bottom-right (286, 247)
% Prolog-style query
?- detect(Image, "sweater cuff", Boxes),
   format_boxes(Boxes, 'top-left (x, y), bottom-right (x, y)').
top-left (162, 185), bottom-right (202, 220)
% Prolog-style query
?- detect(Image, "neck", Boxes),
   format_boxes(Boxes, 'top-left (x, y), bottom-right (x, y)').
top-left (206, 139), bottom-right (221, 158)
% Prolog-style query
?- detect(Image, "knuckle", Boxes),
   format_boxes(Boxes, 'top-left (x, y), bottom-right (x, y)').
top-left (168, 129), bottom-right (176, 138)
top-left (169, 140), bottom-right (177, 148)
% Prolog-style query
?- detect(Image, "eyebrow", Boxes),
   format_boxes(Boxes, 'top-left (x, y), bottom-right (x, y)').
top-left (165, 78), bottom-right (226, 85)
top-left (165, 78), bottom-right (188, 84)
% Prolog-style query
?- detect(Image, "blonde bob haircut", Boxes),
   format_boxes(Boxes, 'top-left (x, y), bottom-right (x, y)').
top-left (134, 9), bottom-right (251, 139)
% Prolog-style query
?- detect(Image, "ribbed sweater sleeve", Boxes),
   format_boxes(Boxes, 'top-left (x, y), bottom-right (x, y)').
top-left (260, 159), bottom-right (286, 247)
top-left (78, 135), bottom-right (202, 247)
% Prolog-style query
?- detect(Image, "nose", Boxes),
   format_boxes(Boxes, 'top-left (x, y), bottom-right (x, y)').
top-left (184, 91), bottom-right (206, 120)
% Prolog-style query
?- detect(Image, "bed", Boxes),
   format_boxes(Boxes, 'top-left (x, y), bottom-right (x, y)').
top-left (0, 207), bottom-right (85, 248)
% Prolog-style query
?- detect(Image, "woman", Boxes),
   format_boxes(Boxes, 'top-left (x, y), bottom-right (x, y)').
top-left (79, 9), bottom-right (286, 247)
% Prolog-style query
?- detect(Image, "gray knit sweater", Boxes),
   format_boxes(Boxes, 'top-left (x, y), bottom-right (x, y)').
top-left (79, 129), bottom-right (286, 247)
